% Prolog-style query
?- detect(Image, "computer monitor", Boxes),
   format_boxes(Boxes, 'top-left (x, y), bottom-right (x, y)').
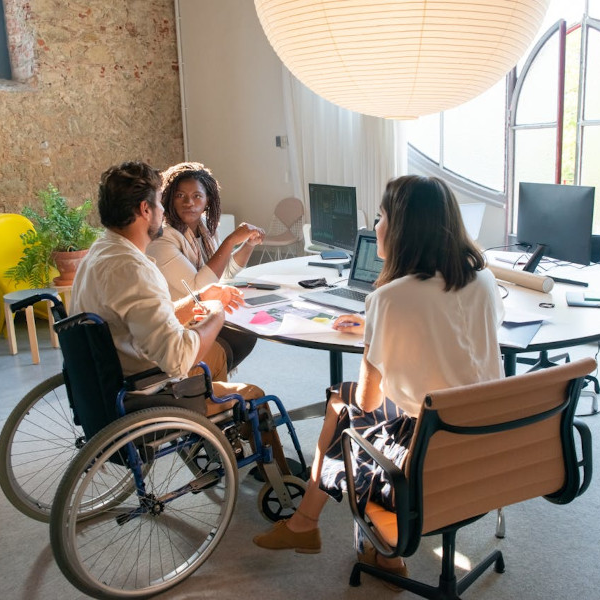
top-left (516, 182), bottom-right (595, 273)
top-left (308, 183), bottom-right (358, 253)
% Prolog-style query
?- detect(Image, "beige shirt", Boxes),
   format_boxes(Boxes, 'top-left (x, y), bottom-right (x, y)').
top-left (71, 230), bottom-right (200, 379)
top-left (364, 268), bottom-right (504, 418)
top-left (146, 224), bottom-right (243, 301)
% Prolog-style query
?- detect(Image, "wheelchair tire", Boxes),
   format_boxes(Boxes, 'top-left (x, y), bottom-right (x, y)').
top-left (257, 474), bottom-right (307, 522)
top-left (0, 373), bottom-right (84, 521)
top-left (50, 407), bottom-right (238, 600)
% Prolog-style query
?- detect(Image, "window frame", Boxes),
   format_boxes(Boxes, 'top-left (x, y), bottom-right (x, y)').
top-left (0, 0), bottom-right (12, 80)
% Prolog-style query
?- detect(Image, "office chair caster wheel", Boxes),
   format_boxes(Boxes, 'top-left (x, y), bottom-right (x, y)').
top-left (257, 474), bottom-right (307, 522)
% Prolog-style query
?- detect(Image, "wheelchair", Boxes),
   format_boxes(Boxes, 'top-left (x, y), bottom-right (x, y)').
top-left (0, 293), bottom-right (308, 599)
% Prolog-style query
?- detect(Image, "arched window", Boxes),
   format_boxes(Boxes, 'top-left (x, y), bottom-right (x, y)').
top-left (407, 1), bottom-right (600, 249)
top-left (510, 12), bottom-right (600, 238)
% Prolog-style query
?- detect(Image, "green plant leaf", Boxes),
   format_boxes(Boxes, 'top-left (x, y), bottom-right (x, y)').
top-left (4, 184), bottom-right (102, 286)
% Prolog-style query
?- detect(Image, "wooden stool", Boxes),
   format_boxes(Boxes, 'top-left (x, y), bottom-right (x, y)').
top-left (3, 288), bottom-right (60, 364)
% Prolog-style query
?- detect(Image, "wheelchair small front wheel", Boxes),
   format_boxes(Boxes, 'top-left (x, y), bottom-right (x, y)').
top-left (257, 474), bottom-right (307, 522)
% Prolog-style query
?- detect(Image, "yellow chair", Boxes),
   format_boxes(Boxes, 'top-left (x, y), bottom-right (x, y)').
top-left (0, 214), bottom-right (59, 336)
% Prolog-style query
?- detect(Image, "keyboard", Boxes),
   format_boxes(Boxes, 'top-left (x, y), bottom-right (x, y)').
top-left (326, 287), bottom-right (368, 301)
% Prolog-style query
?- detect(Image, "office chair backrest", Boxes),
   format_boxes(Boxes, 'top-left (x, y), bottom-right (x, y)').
top-left (56, 313), bottom-right (125, 440)
top-left (404, 357), bottom-right (595, 536)
top-left (274, 197), bottom-right (304, 229)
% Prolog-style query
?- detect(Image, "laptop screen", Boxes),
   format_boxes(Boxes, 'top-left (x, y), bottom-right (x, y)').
top-left (349, 231), bottom-right (384, 290)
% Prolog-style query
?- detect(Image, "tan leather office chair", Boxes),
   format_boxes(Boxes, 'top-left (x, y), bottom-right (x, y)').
top-left (342, 357), bottom-right (595, 599)
top-left (258, 197), bottom-right (304, 263)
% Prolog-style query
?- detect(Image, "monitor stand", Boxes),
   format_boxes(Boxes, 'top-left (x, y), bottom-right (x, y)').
top-left (320, 249), bottom-right (350, 260)
top-left (522, 243), bottom-right (547, 273)
top-left (307, 260), bottom-right (351, 276)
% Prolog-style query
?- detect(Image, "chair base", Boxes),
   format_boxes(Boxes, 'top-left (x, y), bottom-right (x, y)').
top-left (350, 530), bottom-right (505, 599)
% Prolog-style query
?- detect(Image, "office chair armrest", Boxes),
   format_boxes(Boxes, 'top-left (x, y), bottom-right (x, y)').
top-left (342, 428), bottom-right (411, 557)
top-left (573, 418), bottom-right (593, 496)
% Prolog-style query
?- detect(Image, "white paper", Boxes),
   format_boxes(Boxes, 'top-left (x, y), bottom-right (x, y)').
top-left (255, 313), bottom-right (334, 336)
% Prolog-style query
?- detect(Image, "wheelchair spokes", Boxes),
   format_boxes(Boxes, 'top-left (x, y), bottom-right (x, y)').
top-left (50, 408), bottom-right (238, 599)
top-left (0, 373), bottom-right (84, 522)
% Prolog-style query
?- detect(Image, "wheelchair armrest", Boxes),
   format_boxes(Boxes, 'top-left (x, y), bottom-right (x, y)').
top-left (573, 418), bottom-right (593, 497)
top-left (11, 293), bottom-right (68, 321)
top-left (124, 367), bottom-right (170, 392)
top-left (341, 428), bottom-right (411, 558)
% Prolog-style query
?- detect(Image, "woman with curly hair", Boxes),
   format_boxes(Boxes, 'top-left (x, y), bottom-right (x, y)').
top-left (147, 162), bottom-right (264, 373)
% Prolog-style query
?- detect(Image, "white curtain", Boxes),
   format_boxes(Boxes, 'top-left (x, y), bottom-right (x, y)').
top-left (282, 67), bottom-right (407, 229)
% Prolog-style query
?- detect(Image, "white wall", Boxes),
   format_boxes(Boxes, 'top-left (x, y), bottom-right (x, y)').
top-left (178, 0), bottom-right (294, 230)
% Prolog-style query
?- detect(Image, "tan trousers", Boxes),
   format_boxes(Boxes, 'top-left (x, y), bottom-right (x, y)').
top-left (189, 339), bottom-right (228, 382)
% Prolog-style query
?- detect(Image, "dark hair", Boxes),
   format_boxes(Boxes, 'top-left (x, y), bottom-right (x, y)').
top-left (98, 161), bottom-right (162, 228)
top-left (377, 175), bottom-right (485, 291)
top-left (160, 162), bottom-right (221, 236)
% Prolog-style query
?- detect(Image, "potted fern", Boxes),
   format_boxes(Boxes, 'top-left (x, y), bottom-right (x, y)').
top-left (5, 184), bottom-right (101, 287)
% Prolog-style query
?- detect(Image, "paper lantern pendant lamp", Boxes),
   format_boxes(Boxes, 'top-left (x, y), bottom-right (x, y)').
top-left (255, 0), bottom-right (550, 119)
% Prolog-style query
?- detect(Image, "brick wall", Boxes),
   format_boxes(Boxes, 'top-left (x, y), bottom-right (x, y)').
top-left (0, 0), bottom-right (184, 216)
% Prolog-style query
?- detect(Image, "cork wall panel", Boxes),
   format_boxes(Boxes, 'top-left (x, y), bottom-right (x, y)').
top-left (0, 0), bottom-right (184, 215)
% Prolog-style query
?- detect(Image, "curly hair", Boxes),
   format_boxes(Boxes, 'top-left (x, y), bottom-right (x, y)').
top-left (160, 162), bottom-right (221, 236)
top-left (377, 175), bottom-right (485, 291)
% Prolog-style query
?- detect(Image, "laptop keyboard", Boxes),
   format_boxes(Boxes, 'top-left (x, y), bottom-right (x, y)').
top-left (326, 287), bottom-right (367, 301)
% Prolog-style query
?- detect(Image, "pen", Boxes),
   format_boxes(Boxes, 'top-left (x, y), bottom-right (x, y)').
top-left (181, 279), bottom-right (208, 314)
top-left (336, 322), bottom-right (361, 328)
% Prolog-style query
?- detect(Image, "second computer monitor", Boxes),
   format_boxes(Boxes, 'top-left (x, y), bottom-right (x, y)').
top-left (517, 182), bottom-right (595, 272)
top-left (309, 183), bottom-right (358, 252)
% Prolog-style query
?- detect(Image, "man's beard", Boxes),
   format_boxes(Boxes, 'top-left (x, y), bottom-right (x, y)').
top-left (149, 224), bottom-right (163, 240)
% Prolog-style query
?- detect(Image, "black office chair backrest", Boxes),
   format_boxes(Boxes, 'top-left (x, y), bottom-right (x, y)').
top-left (55, 313), bottom-right (125, 440)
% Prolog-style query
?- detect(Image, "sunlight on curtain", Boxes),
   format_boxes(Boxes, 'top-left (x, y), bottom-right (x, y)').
top-left (282, 66), bottom-right (406, 228)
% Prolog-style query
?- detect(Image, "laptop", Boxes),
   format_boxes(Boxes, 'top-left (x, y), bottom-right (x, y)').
top-left (300, 230), bottom-right (383, 313)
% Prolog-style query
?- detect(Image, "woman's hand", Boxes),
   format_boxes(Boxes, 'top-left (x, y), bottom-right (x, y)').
top-left (332, 314), bottom-right (365, 335)
top-left (199, 283), bottom-right (245, 313)
top-left (227, 222), bottom-right (265, 247)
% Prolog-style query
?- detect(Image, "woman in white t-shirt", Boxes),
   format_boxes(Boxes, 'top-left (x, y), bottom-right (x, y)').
top-left (147, 162), bottom-right (265, 374)
top-left (253, 175), bottom-right (504, 576)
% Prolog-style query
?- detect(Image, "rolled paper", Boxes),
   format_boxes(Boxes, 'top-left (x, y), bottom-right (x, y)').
top-left (489, 264), bottom-right (554, 293)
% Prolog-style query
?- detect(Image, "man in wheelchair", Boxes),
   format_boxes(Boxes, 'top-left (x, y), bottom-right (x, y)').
top-left (70, 160), bottom-right (291, 473)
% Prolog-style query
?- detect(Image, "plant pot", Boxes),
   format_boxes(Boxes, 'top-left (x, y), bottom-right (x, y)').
top-left (52, 249), bottom-right (88, 286)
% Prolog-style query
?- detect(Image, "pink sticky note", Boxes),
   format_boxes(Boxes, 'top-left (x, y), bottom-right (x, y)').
top-left (250, 311), bottom-right (277, 325)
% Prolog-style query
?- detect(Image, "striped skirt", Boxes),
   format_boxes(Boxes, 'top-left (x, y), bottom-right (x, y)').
top-left (319, 381), bottom-right (416, 549)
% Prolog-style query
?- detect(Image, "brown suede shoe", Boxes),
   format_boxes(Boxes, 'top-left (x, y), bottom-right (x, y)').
top-left (357, 545), bottom-right (408, 592)
top-left (253, 519), bottom-right (321, 553)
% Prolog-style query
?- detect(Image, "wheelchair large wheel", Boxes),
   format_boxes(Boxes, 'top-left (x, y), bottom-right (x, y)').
top-left (50, 407), bottom-right (238, 600)
top-left (0, 373), bottom-right (84, 521)
top-left (257, 474), bottom-right (307, 522)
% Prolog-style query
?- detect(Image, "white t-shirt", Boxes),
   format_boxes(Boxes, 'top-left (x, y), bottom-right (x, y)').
top-left (364, 268), bottom-right (504, 418)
